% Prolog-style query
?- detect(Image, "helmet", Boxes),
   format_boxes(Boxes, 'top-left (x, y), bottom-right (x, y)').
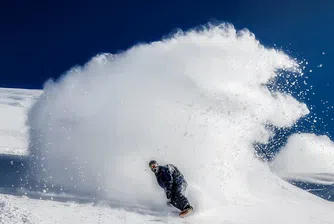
top-left (149, 160), bottom-right (159, 173)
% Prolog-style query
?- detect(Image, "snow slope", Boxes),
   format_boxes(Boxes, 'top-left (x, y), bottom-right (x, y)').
top-left (0, 24), bottom-right (333, 223)
top-left (271, 133), bottom-right (334, 185)
top-left (0, 190), bottom-right (333, 224)
top-left (0, 88), bottom-right (40, 155)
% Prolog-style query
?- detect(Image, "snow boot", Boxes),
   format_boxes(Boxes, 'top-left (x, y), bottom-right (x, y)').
top-left (179, 205), bottom-right (193, 218)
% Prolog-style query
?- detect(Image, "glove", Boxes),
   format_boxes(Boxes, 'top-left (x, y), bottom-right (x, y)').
top-left (166, 200), bottom-right (172, 207)
top-left (166, 191), bottom-right (172, 200)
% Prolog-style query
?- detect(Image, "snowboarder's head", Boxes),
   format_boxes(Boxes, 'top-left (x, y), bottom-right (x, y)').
top-left (149, 160), bottom-right (159, 173)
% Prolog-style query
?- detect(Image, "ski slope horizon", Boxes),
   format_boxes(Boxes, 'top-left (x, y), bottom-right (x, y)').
top-left (0, 23), bottom-right (334, 223)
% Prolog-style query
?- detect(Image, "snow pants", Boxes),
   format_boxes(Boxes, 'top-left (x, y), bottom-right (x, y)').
top-left (170, 179), bottom-right (190, 210)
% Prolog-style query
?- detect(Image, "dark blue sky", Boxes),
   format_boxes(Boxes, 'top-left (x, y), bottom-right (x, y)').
top-left (1, 0), bottom-right (333, 137)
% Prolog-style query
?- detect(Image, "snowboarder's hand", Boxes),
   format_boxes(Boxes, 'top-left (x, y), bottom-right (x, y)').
top-left (166, 191), bottom-right (172, 199)
top-left (166, 200), bottom-right (172, 207)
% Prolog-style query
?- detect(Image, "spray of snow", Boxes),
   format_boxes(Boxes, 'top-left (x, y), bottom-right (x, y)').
top-left (26, 24), bottom-right (334, 221)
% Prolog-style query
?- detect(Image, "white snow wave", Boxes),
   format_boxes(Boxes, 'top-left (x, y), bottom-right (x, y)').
top-left (26, 23), bottom-right (333, 221)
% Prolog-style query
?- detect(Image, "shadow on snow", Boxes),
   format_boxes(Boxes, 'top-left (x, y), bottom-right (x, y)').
top-left (0, 153), bottom-right (180, 217)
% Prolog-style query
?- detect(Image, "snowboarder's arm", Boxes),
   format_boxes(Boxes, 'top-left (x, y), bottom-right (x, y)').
top-left (164, 165), bottom-right (174, 198)
top-left (165, 179), bottom-right (173, 199)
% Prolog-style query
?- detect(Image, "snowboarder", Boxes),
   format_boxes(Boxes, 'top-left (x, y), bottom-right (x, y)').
top-left (148, 160), bottom-right (193, 217)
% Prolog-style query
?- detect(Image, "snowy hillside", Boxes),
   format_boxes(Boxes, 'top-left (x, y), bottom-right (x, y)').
top-left (0, 24), bottom-right (334, 223)
top-left (0, 88), bottom-right (40, 155)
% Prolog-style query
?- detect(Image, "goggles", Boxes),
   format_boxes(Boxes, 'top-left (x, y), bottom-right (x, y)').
top-left (150, 163), bottom-right (158, 172)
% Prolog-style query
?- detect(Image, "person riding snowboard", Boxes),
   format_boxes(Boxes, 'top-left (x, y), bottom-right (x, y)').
top-left (148, 160), bottom-right (193, 217)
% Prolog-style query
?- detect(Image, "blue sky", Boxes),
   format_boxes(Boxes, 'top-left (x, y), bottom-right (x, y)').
top-left (1, 0), bottom-right (333, 137)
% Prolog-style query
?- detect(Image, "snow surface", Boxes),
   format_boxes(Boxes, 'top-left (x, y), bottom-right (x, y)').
top-left (0, 88), bottom-right (40, 155)
top-left (0, 24), bottom-right (334, 223)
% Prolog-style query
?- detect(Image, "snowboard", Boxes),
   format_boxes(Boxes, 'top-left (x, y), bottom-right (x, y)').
top-left (179, 207), bottom-right (193, 218)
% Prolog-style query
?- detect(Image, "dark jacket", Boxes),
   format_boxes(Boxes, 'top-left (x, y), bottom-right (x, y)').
top-left (155, 164), bottom-right (186, 193)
